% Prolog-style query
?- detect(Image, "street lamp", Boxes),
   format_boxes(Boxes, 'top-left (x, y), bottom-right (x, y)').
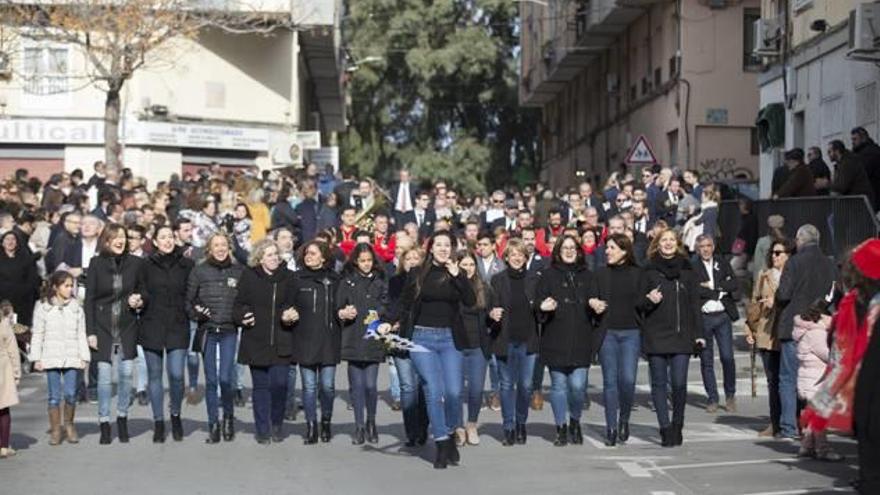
top-left (345, 56), bottom-right (384, 73)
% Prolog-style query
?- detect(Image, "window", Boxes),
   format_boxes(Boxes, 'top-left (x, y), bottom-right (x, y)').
top-left (641, 77), bottom-right (649, 95)
top-left (669, 55), bottom-right (678, 79)
top-left (22, 45), bottom-right (69, 95)
top-left (654, 67), bottom-right (662, 88)
top-left (743, 8), bottom-right (762, 71)
top-left (750, 127), bottom-right (760, 155)
top-left (630, 84), bottom-right (637, 102)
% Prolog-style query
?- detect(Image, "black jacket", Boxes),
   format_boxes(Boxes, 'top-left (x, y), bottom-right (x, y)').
top-left (535, 263), bottom-right (595, 367)
top-left (853, 139), bottom-right (880, 211)
top-left (285, 267), bottom-right (341, 366)
top-left (233, 266), bottom-right (294, 366)
top-left (270, 201), bottom-right (300, 234)
top-left (186, 257), bottom-right (244, 336)
top-left (638, 256), bottom-right (703, 355)
top-left (84, 254), bottom-right (144, 362)
top-left (691, 255), bottom-right (740, 322)
top-left (489, 268), bottom-right (540, 357)
top-left (775, 243), bottom-right (836, 340)
top-left (831, 152), bottom-right (876, 207)
top-left (0, 248), bottom-right (40, 327)
top-left (336, 270), bottom-right (388, 363)
top-left (588, 265), bottom-right (643, 345)
top-left (138, 249), bottom-right (194, 352)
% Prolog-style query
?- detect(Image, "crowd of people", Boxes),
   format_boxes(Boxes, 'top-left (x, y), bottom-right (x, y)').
top-left (0, 148), bottom-right (876, 488)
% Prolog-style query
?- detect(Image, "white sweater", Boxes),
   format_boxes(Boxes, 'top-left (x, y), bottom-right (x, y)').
top-left (29, 299), bottom-right (90, 369)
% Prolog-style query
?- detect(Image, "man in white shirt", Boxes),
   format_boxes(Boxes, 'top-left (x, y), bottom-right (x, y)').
top-left (391, 169), bottom-right (415, 227)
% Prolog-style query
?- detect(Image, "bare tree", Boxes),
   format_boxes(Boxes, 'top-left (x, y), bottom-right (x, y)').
top-left (1, 1), bottom-right (303, 169)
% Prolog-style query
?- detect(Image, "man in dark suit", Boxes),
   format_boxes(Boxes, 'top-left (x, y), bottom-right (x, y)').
top-left (653, 177), bottom-right (683, 226)
top-left (692, 234), bottom-right (740, 414)
top-left (476, 232), bottom-right (505, 283)
top-left (774, 148), bottom-right (816, 198)
top-left (520, 227), bottom-right (546, 276)
top-left (399, 191), bottom-right (436, 240)
top-left (490, 200), bottom-right (519, 233)
top-left (390, 169), bottom-right (417, 227)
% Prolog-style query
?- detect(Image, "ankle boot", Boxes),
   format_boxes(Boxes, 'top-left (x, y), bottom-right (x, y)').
top-left (445, 437), bottom-right (460, 465)
top-left (48, 407), bottom-right (63, 446)
top-left (206, 422), bottom-right (221, 444)
top-left (170, 414), bottom-right (183, 441)
top-left (672, 423), bottom-right (683, 446)
top-left (320, 418), bottom-right (332, 443)
top-left (222, 416), bottom-right (235, 441)
top-left (660, 426), bottom-right (674, 447)
top-left (501, 429), bottom-right (516, 446)
top-left (99, 421), bottom-right (112, 445)
top-left (63, 404), bottom-right (79, 444)
top-left (117, 417), bottom-right (129, 443)
top-left (365, 419), bottom-right (378, 444)
top-left (515, 423), bottom-right (527, 445)
top-left (554, 424), bottom-right (568, 446)
top-left (433, 440), bottom-right (448, 469)
top-left (304, 421), bottom-right (319, 445)
top-left (153, 420), bottom-right (166, 443)
top-left (605, 429), bottom-right (618, 447)
top-left (619, 421), bottom-right (630, 443)
top-left (569, 419), bottom-right (583, 445)
top-left (271, 424), bottom-right (284, 443)
top-left (352, 427), bottom-right (365, 445)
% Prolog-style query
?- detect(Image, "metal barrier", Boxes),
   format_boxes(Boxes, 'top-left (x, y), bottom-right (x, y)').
top-left (719, 196), bottom-right (879, 261)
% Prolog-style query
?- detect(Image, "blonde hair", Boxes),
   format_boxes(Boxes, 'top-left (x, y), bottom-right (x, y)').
top-left (248, 238), bottom-right (278, 268)
top-left (203, 232), bottom-right (232, 262)
top-left (647, 228), bottom-right (688, 260)
top-left (504, 238), bottom-right (528, 259)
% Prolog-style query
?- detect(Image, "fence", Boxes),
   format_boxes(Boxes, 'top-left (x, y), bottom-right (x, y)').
top-left (719, 195), bottom-right (879, 261)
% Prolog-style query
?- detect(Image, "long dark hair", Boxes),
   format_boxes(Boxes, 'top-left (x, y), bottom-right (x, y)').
top-left (605, 233), bottom-right (637, 267)
top-left (412, 230), bottom-right (456, 301)
top-left (455, 249), bottom-right (487, 309)
top-left (98, 223), bottom-right (128, 256)
top-left (343, 242), bottom-right (383, 277)
top-left (41, 271), bottom-right (75, 303)
top-left (0, 231), bottom-right (20, 258)
top-left (299, 239), bottom-right (333, 271)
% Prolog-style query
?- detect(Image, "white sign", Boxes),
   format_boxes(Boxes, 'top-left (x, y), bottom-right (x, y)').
top-left (295, 131), bottom-right (321, 150)
top-left (307, 147), bottom-right (339, 172)
top-left (625, 135), bottom-right (658, 165)
top-left (0, 119), bottom-right (104, 144)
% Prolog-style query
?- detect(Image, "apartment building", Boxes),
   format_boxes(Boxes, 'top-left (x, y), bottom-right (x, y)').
top-left (519, 0), bottom-right (761, 192)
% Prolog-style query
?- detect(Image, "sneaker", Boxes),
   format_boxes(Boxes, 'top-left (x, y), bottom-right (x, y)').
top-left (725, 397), bottom-right (737, 413)
top-left (706, 402), bottom-right (719, 414)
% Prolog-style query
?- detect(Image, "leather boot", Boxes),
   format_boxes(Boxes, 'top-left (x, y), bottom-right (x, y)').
top-left (48, 407), bottom-right (63, 446)
top-left (569, 419), bottom-right (583, 445)
top-left (99, 421), bottom-right (112, 445)
top-left (304, 421), bottom-right (319, 445)
top-left (433, 440), bottom-right (448, 469)
top-left (320, 418), bottom-right (332, 443)
top-left (672, 423), bottom-right (684, 446)
top-left (352, 427), bottom-right (365, 445)
top-left (206, 422), bottom-right (221, 444)
top-left (222, 416), bottom-right (235, 441)
top-left (515, 423), bottom-right (527, 445)
top-left (619, 421), bottom-right (630, 443)
top-left (501, 429), bottom-right (516, 446)
top-left (271, 424), bottom-right (284, 443)
top-left (553, 424), bottom-right (568, 446)
top-left (153, 420), bottom-right (166, 443)
top-left (63, 404), bottom-right (79, 444)
top-left (445, 437), bottom-right (460, 465)
top-left (605, 429), bottom-right (618, 447)
top-left (171, 414), bottom-right (183, 441)
top-left (660, 426), bottom-right (674, 447)
top-left (117, 417), bottom-right (129, 443)
top-left (365, 419), bottom-right (378, 444)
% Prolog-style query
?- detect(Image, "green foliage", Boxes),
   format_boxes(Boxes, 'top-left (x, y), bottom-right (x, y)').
top-left (341, 0), bottom-right (541, 195)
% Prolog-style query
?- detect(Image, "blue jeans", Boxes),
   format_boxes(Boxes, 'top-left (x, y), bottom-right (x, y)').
top-left (496, 342), bottom-right (537, 430)
top-left (487, 355), bottom-right (500, 395)
top-left (97, 354), bottom-right (134, 423)
top-left (135, 345), bottom-right (148, 393)
top-left (461, 347), bottom-right (487, 424)
top-left (347, 362), bottom-right (379, 427)
top-left (300, 365), bottom-right (336, 423)
top-left (203, 332), bottom-right (237, 424)
top-left (598, 329), bottom-right (641, 431)
top-left (648, 353), bottom-right (689, 429)
top-left (388, 357), bottom-right (401, 402)
top-left (286, 364), bottom-right (298, 409)
top-left (46, 368), bottom-right (78, 407)
top-left (144, 348), bottom-right (186, 421)
top-left (779, 339), bottom-right (799, 437)
top-left (409, 326), bottom-right (463, 441)
top-left (393, 355), bottom-right (428, 441)
top-left (187, 324), bottom-right (200, 390)
top-left (761, 349), bottom-right (781, 434)
top-left (699, 313), bottom-right (736, 404)
top-left (250, 365), bottom-right (288, 437)
top-left (548, 366), bottom-right (588, 426)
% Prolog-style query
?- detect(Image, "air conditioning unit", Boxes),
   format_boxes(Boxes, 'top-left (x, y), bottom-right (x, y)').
top-left (847, 3), bottom-right (880, 61)
top-left (753, 18), bottom-right (781, 56)
top-left (272, 137), bottom-right (303, 166)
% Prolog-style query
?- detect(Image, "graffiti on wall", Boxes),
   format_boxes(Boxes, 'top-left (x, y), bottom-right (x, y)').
top-left (698, 157), bottom-right (755, 181)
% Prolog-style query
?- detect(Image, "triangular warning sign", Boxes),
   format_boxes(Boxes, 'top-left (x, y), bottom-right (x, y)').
top-left (625, 135), bottom-right (658, 165)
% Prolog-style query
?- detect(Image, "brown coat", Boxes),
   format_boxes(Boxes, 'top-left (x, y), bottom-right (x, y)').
top-left (0, 318), bottom-right (21, 409)
top-left (746, 268), bottom-right (781, 351)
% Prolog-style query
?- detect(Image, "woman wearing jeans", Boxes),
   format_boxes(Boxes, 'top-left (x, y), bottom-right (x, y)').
top-left (378, 231), bottom-right (476, 469)
top-left (588, 233), bottom-right (643, 446)
top-left (535, 234), bottom-right (594, 446)
top-left (84, 223), bottom-right (145, 445)
top-left (139, 226), bottom-right (194, 443)
top-left (285, 240), bottom-right (341, 445)
top-left (639, 228), bottom-right (704, 447)
top-left (488, 239), bottom-right (539, 446)
top-left (186, 233), bottom-right (243, 444)
top-left (454, 250), bottom-right (490, 447)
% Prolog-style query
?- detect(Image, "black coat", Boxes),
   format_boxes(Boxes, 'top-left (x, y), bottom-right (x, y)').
top-left (336, 270), bottom-right (388, 363)
top-left (775, 243), bottom-right (836, 340)
top-left (489, 269), bottom-right (540, 357)
top-left (0, 248), bottom-right (40, 327)
top-left (776, 163), bottom-right (816, 198)
top-left (831, 152), bottom-right (876, 207)
top-left (84, 254), bottom-right (144, 362)
top-left (638, 256), bottom-right (703, 355)
top-left (853, 139), bottom-right (880, 211)
top-left (294, 198), bottom-right (320, 243)
top-left (588, 265), bottom-right (643, 345)
top-left (535, 263), bottom-right (595, 367)
top-left (186, 257), bottom-right (244, 335)
top-left (691, 255), bottom-right (740, 322)
top-left (138, 249), bottom-right (194, 352)
top-left (270, 201), bottom-right (300, 233)
top-left (855, 308), bottom-right (880, 466)
top-left (285, 267), bottom-right (341, 366)
top-left (233, 266), bottom-right (294, 366)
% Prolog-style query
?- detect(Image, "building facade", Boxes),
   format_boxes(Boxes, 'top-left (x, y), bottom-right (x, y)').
top-left (0, 0), bottom-right (345, 185)
top-left (520, 0), bottom-right (761, 192)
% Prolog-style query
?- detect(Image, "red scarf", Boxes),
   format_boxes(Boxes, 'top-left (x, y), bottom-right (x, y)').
top-left (338, 225), bottom-right (357, 257)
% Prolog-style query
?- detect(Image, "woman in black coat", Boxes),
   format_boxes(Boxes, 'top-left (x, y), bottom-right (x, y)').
top-left (233, 238), bottom-right (295, 445)
top-left (84, 223), bottom-right (145, 445)
top-left (535, 234), bottom-right (594, 446)
top-left (0, 231), bottom-right (39, 327)
top-left (284, 239), bottom-right (341, 444)
top-left (138, 225), bottom-right (194, 443)
top-left (336, 243), bottom-right (388, 445)
top-left (639, 228), bottom-right (704, 447)
top-left (488, 238), bottom-right (540, 446)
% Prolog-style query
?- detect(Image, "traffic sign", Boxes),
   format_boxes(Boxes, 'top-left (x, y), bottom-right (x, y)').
top-left (625, 134), bottom-right (658, 165)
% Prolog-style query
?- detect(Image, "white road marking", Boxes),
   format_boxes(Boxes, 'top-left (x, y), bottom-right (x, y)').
top-left (617, 461), bottom-right (654, 478)
top-left (646, 458), bottom-right (800, 472)
top-left (740, 489), bottom-right (853, 495)
top-left (18, 386), bottom-right (38, 397)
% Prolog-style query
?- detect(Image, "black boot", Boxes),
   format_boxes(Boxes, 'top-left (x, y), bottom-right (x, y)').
top-left (171, 414), bottom-right (183, 442)
top-left (365, 419), bottom-right (378, 444)
top-left (501, 429), bottom-right (516, 446)
top-left (445, 437), bottom-right (460, 465)
top-left (304, 421), bottom-right (318, 445)
top-left (117, 417), bottom-right (129, 443)
top-left (554, 424), bottom-right (568, 446)
top-left (153, 420), bottom-right (166, 443)
top-left (605, 429), bottom-right (618, 447)
top-left (404, 436), bottom-right (418, 448)
top-left (619, 421), bottom-right (630, 443)
top-left (222, 416), bottom-right (235, 441)
top-left (515, 423), bottom-right (527, 445)
top-left (660, 426), bottom-right (674, 447)
top-left (352, 427), bottom-right (365, 445)
top-left (433, 440), bottom-right (448, 469)
top-left (206, 422), bottom-right (221, 444)
top-left (320, 418), bottom-right (332, 443)
top-left (271, 424), bottom-right (284, 443)
top-left (672, 423), bottom-right (683, 446)
top-left (569, 419), bottom-right (583, 445)
top-left (99, 422), bottom-right (112, 445)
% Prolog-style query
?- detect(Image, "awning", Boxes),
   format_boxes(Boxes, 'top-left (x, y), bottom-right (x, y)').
top-left (756, 103), bottom-right (785, 151)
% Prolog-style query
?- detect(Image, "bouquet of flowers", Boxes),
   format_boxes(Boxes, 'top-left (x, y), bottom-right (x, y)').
top-left (362, 310), bottom-right (427, 353)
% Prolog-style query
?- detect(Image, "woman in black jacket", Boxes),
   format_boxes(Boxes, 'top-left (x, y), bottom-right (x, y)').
top-left (84, 223), bottom-right (145, 445)
top-left (588, 233), bottom-right (642, 446)
top-left (489, 238), bottom-right (540, 446)
top-left (139, 225), bottom-right (194, 443)
top-left (186, 232), bottom-right (244, 444)
top-left (639, 228), bottom-right (705, 447)
top-left (284, 239), bottom-right (341, 445)
top-left (454, 250), bottom-right (490, 447)
top-left (0, 231), bottom-right (39, 327)
top-left (536, 234), bottom-right (594, 446)
top-left (233, 238), bottom-right (295, 445)
top-left (336, 243), bottom-right (388, 445)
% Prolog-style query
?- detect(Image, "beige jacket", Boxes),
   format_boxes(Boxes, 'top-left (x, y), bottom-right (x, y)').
top-left (746, 268), bottom-right (781, 351)
top-left (0, 318), bottom-right (21, 409)
top-left (29, 299), bottom-right (90, 370)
